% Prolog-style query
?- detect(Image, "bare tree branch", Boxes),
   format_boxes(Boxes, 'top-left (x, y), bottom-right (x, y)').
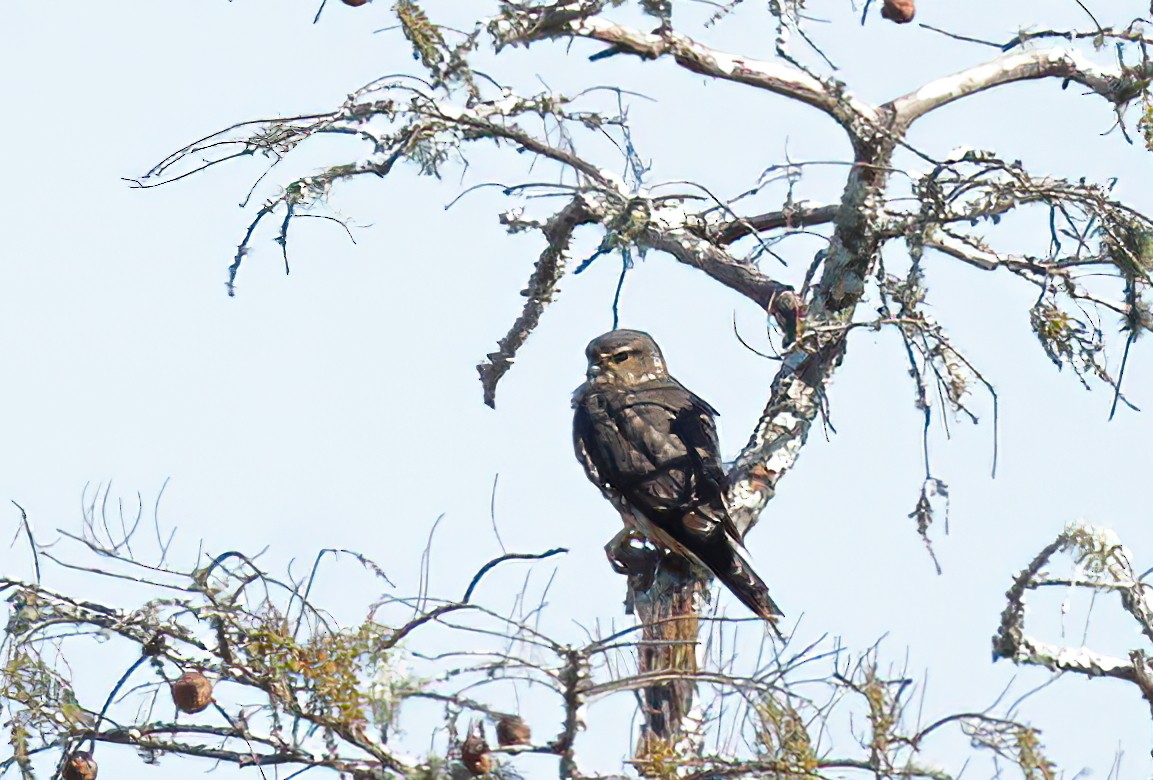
top-left (710, 204), bottom-right (839, 246)
top-left (890, 47), bottom-right (1133, 127)
top-left (493, 6), bottom-right (877, 128)
top-left (478, 198), bottom-right (594, 407)
top-left (994, 523), bottom-right (1153, 718)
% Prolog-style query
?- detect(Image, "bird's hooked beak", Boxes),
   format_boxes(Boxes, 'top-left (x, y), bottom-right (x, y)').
top-left (587, 362), bottom-right (604, 380)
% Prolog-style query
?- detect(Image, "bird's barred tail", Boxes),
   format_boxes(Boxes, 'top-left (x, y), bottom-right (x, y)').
top-left (720, 541), bottom-right (785, 638)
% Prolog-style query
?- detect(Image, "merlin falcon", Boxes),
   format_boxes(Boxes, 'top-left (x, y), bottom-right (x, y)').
top-left (572, 329), bottom-right (784, 624)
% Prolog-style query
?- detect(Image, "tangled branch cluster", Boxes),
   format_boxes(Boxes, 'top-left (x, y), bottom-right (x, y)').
top-left (68, 1), bottom-right (1153, 777)
top-left (1, 494), bottom-right (1061, 780)
top-left (994, 521), bottom-right (1153, 720)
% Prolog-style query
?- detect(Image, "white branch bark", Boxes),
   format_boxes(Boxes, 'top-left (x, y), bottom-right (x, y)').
top-left (993, 523), bottom-right (1153, 717)
top-left (922, 229), bottom-right (1130, 315)
top-left (575, 18), bottom-right (876, 124)
top-left (495, 8), bottom-right (877, 128)
top-left (643, 201), bottom-right (793, 307)
top-left (725, 352), bottom-right (827, 535)
top-left (923, 229), bottom-right (1002, 271)
top-left (571, 194), bottom-right (794, 308)
top-left (890, 47), bottom-right (1124, 127)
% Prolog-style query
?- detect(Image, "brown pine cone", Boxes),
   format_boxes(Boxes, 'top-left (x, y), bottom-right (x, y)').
top-left (171, 671), bottom-right (214, 714)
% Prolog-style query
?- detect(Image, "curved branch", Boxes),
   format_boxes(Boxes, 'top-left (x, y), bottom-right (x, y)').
top-left (641, 219), bottom-right (792, 308)
top-left (890, 47), bottom-right (1127, 127)
top-left (498, 10), bottom-right (876, 128)
top-left (440, 101), bottom-right (617, 188)
top-left (993, 524), bottom-right (1153, 718)
top-left (461, 547), bottom-right (568, 603)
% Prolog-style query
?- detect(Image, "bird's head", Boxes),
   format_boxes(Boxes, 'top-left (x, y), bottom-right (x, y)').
top-left (584, 329), bottom-right (667, 387)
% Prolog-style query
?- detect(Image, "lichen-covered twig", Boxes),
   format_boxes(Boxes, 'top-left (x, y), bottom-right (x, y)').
top-left (993, 522), bottom-right (1153, 719)
top-left (478, 198), bottom-right (593, 407)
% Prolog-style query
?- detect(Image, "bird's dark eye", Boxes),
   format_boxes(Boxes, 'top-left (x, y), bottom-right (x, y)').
top-left (611, 352), bottom-right (630, 364)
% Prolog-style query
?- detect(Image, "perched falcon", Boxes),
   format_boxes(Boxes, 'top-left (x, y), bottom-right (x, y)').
top-left (572, 329), bottom-right (784, 625)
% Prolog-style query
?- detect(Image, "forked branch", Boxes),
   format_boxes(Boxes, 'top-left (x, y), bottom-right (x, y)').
top-left (993, 522), bottom-right (1153, 718)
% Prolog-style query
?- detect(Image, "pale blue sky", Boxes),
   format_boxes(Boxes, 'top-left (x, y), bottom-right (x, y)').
top-left (2, 1), bottom-right (1152, 777)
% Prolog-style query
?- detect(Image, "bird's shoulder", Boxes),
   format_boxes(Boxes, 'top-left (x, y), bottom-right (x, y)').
top-left (632, 378), bottom-right (719, 418)
top-left (573, 378), bottom-right (718, 418)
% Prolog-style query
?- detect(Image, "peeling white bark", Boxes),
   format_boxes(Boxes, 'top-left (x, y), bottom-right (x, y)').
top-left (570, 194), bottom-right (795, 307)
top-left (995, 523), bottom-right (1153, 714)
top-left (923, 229), bottom-right (1002, 271)
top-left (570, 17), bottom-right (876, 125)
top-left (727, 351), bottom-right (831, 536)
top-left (890, 47), bottom-right (1123, 127)
top-left (1010, 635), bottom-right (1133, 678)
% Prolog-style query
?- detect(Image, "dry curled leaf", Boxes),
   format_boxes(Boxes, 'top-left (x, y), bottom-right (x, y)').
top-left (882, 0), bottom-right (915, 23)
top-left (461, 719), bottom-right (494, 775)
top-left (496, 714), bottom-right (532, 746)
top-left (62, 752), bottom-right (98, 780)
top-left (171, 671), bottom-right (214, 714)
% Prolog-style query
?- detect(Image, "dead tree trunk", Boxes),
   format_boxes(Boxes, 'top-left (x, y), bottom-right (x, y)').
top-left (610, 128), bottom-right (901, 774)
top-left (630, 564), bottom-right (706, 774)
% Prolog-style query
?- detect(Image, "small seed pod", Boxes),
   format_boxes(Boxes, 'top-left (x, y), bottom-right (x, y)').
top-left (881, 0), bottom-right (915, 23)
top-left (496, 715), bottom-right (532, 747)
top-left (461, 720), bottom-right (494, 776)
top-left (62, 751), bottom-right (98, 780)
top-left (171, 671), bottom-right (214, 714)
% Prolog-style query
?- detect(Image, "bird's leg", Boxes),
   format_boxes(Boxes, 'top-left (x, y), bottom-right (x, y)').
top-left (603, 527), bottom-right (639, 575)
top-left (604, 528), bottom-right (662, 595)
